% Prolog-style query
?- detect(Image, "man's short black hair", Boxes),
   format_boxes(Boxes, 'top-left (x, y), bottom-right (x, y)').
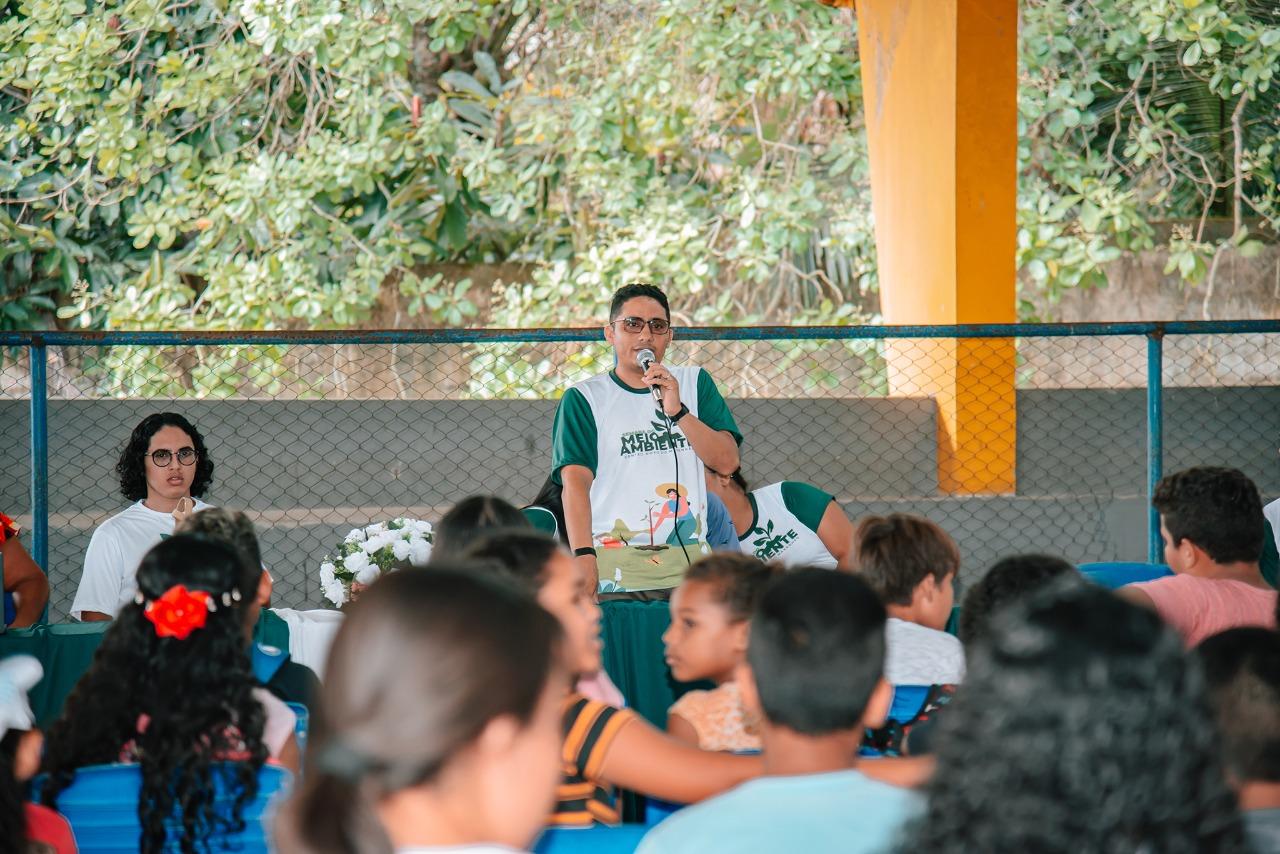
top-left (116, 412), bottom-right (215, 501)
top-left (747, 567), bottom-right (886, 736)
top-left (1196, 627), bottom-right (1280, 782)
top-left (609, 283), bottom-right (670, 322)
top-left (959, 554), bottom-right (1078, 646)
top-left (1153, 467), bottom-right (1263, 564)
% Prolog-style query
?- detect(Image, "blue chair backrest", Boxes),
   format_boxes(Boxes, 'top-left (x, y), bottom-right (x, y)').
top-left (887, 685), bottom-right (931, 722)
top-left (285, 701), bottom-right (309, 751)
top-left (534, 824), bottom-right (650, 853)
top-left (1078, 562), bottom-right (1172, 590)
top-left (34, 762), bottom-right (291, 852)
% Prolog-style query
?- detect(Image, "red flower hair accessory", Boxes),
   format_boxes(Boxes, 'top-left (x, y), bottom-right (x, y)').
top-left (143, 585), bottom-right (213, 640)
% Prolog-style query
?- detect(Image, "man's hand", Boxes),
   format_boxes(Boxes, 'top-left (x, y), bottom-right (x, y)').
top-left (642, 361), bottom-right (684, 417)
top-left (172, 496), bottom-right (195, 526)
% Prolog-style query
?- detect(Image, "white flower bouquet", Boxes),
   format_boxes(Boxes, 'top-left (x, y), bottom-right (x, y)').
top-left (319, 518), bottom-right (433, 607)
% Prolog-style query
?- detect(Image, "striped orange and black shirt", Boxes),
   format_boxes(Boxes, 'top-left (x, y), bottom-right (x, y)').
top-left (554, 692), bottom-right (639, 827)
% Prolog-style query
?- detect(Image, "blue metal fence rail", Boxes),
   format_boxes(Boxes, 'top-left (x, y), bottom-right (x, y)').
top-left (5, 319), bottom-right (1279, 570)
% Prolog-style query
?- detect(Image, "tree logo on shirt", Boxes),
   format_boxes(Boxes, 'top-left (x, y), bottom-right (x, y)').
top-left (750, 520), bottom-right (799, 561)
top-left (619, 409), bottom-right (692, 458)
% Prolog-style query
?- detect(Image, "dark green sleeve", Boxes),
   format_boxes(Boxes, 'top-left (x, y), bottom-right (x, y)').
top-left (695, 369), bottom-right (742, 446)
top-left (1262, 516), bottom-right (1279, 589)
top-left (780, 481), bottom-right (834, 533)
top-left (551, 386), bottom-right (598, 482)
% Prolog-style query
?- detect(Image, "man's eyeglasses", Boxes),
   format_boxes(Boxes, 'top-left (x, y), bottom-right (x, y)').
top-left (610, 316), bottom-right (671, 335)
top-left (150, 447), bottom-right (198, 467)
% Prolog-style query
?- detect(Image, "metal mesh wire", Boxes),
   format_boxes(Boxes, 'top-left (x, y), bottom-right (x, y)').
top-left (1, 330), bottom-right (1276, 622)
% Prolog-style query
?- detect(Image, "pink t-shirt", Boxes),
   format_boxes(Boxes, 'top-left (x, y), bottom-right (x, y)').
top-left (1128, 574), bottom-right (1278, 647)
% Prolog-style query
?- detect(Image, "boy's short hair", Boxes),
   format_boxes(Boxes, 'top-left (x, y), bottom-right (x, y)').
top-left (609, 283), bottom-right (670, 321)
top-left (747, 567), bottom-right (886, 736)
top-left (1153, 467), bottom-right (1263, 564)
top-left (959, 554), bottom-right (1077, 646)
top-left (1196, 627), bottom-right (1280, 783)
top-left (851, 513), bottom-right (959, 606)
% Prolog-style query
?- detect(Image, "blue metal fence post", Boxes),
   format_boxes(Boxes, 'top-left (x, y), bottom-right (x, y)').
top-left (1146, 331), bottom-right (1164, 563)
top-left (29, 340), bottom-right (49, 574)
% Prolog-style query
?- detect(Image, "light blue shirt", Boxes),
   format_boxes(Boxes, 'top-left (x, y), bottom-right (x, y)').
top-left (636, 769), bottom-right (921, 854)
top-left (705, 492), bottom-right (738, 552)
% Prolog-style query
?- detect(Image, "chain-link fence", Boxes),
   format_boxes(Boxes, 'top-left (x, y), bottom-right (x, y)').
top-left (2, 323), bottom-right (1278, 622)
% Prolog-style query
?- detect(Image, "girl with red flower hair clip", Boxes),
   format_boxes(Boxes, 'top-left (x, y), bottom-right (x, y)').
top-left (0, 513), bottom-right (50, 629)
top-left (38, 533), bottom-right (299, 854)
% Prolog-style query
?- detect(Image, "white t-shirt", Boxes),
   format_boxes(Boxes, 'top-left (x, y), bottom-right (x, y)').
top-left (883, 617), bottom-right (966, 685)
top-left (71, 499), bottom-right (213, 619)
top-left (551, 368), bottom-right (741, 592)
top-left (738, 482), bottom-right (837, 569)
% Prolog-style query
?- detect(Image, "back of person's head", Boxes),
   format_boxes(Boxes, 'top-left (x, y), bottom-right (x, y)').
top-left (460, 528), bottom-right (562, 594)
top-left (178, 507), bottom-right (263, 613)
top-left (116, 411), bottom-right (215, 501)
top-left (683, 552), bottom-right (780, 622)
top-left (42, 534), bottom-right (265, 853)
top-left (431, 495), bottom-right (530, 560)
top-left (609, 282), bottom-right (670, 320)
top-left (277, 566), bottom-right (565, 854)
top-left (747, 568), bottom-right (887, 735)
top-left (851, 513), bottom-right (959, 605)
top-left (1196, 627), bottom-right (1280, 785)
top-left (1154, 467), bottom-right (1264, 564)
top-left (902, 577), bottom-right (1246, 853)
top-left (958, 553), bottom-right (1077, 646)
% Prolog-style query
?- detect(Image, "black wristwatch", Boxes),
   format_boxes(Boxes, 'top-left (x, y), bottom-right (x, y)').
top-left (573, 546), bottom-right (597, 558)
top-left (669, 403), bottom-right (690, 424)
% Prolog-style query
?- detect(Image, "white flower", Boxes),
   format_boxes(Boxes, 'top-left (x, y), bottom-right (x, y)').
top-left (344, 528), bottom-right (366, 544)
top-left (392, 539), bottom-right (411, 561)
top-left (343, 550), bottom-right (370, 577)
top-left (355, 563), bottom-right (381, 585)
top-left (320, 562), bottom-right (336, 587)
top-left (322, 577), bottom-right (348, 607)
top-left (361, 536), bottom-right (383, 555)
top-left (409, 539), bottom-right (432, 566)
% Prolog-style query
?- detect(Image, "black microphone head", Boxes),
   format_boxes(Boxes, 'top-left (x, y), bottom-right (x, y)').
top-left (636, 348), bottom-right (656, 370)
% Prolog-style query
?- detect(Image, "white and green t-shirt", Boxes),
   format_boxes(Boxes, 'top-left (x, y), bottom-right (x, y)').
top-left (552, 368), bottom-right (742, 592)
top-left (738, 481), bottom-right (837, 569)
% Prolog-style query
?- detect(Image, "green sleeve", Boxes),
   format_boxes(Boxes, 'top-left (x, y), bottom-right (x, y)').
top-left (780, 481), bottom-right (834, 533)
top-left (695, 369), bottom-right (743, 446)
top-left (551, 387), bottom-right (598, 482)
top-left (1262, 516), bottom-right (1279, 589)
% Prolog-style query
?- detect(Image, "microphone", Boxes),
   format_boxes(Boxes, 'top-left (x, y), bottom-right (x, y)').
top-left (636, 348), bottom-right (663, 403)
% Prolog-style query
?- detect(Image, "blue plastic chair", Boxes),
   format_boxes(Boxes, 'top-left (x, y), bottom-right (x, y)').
top-left (1078, 562), bottom-right (1172, 590)
top-left (34, 762), bottom-right (291, 852)
top-left (534, 824), bottom-right (650, 853)
top-left (285, 701), bottom-right (309, 751)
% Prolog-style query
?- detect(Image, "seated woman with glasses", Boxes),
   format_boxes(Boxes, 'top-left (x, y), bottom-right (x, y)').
top-left (71, 413), bottom-right (217, 622)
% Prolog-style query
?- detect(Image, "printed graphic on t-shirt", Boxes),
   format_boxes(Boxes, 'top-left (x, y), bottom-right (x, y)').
top-left (619, 409), bottom-right (693, 458)
top-left (598, 481), bottom-right (704, 593)
top-left (748, 519), bottom-right (800, 562)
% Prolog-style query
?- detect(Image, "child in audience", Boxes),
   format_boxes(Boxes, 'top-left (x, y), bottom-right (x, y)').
top-left (663, 553), bottom-right (779, 751)
top-left (0, 657), bottom-right (76, 853)
top-left (461, 529), bottom-right (762, 826)
top-left (430, 494), bottom-right (528, 560)
top-left (179, 508), bottom-right (321, 710)
top-left (958, 553), bottom-right (1077, 647)
top-left (41, 534), bottom-right (300, 853)
top-left (1120, 467), bottom-right (1277, 646)
top-left (851, 514), bottom-right (964, 685)
top-left (277, 566), bottom-right (568, 853)
top-left (638, 568), bottom-right (918, 854)
top-left (1197, 627), bottom-right (1280, 852)
top-left (899, 577), bottom-right (1247, 853)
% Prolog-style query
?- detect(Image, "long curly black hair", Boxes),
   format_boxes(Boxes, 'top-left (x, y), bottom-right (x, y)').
top-left (116, 413), bottom-right (215, 502)
top-left (40, 534), bottom-right (266, 854)
top-left (896, 577), bottom-right (1248, 854)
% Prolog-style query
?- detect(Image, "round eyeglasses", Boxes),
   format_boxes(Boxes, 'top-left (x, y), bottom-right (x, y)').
top-left (150, 447), bottom-right (198, 467)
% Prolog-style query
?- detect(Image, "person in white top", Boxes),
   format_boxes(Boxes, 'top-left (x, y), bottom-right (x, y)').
top-left (705, 467), bottom-right (853, 569)
top-left (72, 412), bottom-right (215, 621)
top-left (850, 513), bottom-right (965, 685)
top-left (274, 566), bottom-right (570, 854)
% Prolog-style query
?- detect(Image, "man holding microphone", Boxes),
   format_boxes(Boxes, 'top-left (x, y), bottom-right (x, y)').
top-left (551, 283), bottom-right (743, 598)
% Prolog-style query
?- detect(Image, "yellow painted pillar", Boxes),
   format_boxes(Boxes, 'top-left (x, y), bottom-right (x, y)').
top-left (855, 0), bottom-right (1018, 494)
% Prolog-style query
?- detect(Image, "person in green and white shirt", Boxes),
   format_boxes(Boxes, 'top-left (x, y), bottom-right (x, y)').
top-left (706, 468), bottom-right (853, 569)
top-left (552, 283), bottom-right (742, 597)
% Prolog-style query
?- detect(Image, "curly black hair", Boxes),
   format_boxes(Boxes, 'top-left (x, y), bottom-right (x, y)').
top-left (897, 577), bottom-right (1247, 853)
top-left (958, 553), bottom-right (1077, 646)
top-left (41, 534), bottom-right (266, 854)
top-left (116, 413), bottom-right (215, 502)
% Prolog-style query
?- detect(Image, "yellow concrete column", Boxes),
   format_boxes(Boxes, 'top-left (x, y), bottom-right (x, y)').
top-left (855, 0), bottom-right (1018, 493)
